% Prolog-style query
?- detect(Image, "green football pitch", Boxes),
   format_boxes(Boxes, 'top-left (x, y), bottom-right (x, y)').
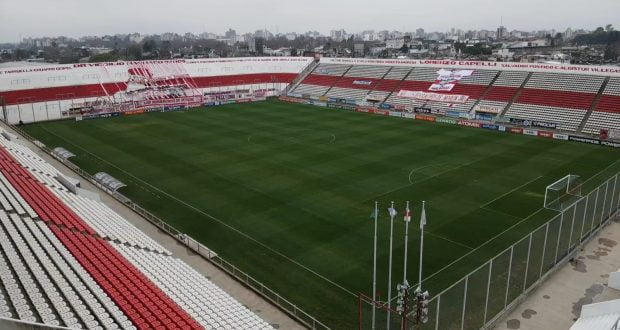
top-left (22, 99), bottom-right (620, 328)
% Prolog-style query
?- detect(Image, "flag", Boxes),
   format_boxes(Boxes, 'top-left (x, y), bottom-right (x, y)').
top-left (388, 207), bottom-right (397, 218)
top-left (404, 206), bottom-right (411, 222)
top-left (420, 202), bottom-right (427, 229)
top-left (370, 209), bottom-right (378, 219)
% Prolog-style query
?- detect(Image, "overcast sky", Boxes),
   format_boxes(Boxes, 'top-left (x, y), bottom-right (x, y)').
top-left (1, 0), bottom-right (618, 42)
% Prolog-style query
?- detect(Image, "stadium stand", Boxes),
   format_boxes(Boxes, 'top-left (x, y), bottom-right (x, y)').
top-left (476, 71), bottom-right (530, 115)
top-left (583, 77), bottom-right (620, 134)
top-left (290, 63), bottom-right (350, 97)
top-left (366, 66), bottom-right (412, 103)
top-left (505, 73), bottom-right (605, 131)
top-left (0, 130), bottom-right (274, 329)
top-left (117, 245), bottom-right (272, 329)
top-left (288, 59), bottom-right (620, 134)
top-left (53, 189), bottom-right (171, 254)
top-left (570, 299), bottom-right (620, 330)
top-left (1, 57), bottom-right (620, 135)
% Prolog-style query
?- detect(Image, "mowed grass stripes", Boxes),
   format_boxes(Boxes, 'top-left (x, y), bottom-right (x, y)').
top-left (22, 100), bottom-right (620, 329)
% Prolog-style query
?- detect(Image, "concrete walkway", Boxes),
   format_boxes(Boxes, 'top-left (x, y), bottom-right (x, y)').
top-left (2, 123), bottom-right (306, 330)
top-left (495, 219), bottom-right (620, 330)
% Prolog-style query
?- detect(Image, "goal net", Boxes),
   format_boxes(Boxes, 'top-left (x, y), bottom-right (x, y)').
top-left (544, 175), bottom-right (583, 211)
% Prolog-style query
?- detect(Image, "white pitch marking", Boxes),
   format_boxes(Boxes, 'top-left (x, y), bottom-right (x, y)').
top-left (408, 163), bottom-right (450, 185)
top-left (480, 175), bottom-right (543, 209)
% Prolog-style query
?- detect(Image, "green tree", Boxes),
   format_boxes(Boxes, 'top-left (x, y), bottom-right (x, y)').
top-left (89, 51), bottom-right (122, 63)
top-left (126, 44), bottom-right (143, 60)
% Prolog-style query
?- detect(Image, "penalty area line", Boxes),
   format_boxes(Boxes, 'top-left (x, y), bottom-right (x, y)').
top-left (480, 175), bottom-right (543, 209)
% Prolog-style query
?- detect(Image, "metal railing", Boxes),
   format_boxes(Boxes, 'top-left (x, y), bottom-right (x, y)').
top-left (8, 124), bottom-right (330, 330)
top-left (421, 172), bottom-right (620, 330)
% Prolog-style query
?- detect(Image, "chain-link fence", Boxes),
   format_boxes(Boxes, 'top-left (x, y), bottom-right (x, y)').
top-left (424, 172), bottom-right (620, 330)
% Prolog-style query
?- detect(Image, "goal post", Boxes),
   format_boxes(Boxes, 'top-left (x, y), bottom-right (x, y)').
top-left (544, 174), bottom-right (583, 211)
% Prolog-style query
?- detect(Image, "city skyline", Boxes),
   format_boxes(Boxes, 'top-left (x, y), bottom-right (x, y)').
top-left (1, 25), bottom-right (604, 46)
top-left (1, 0), bottom-right (618, 43)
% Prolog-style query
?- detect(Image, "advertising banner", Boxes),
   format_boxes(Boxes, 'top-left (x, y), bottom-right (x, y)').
top-left (436, 117), bottom-right (458, 125)
top-left (82, 112), bottom-right (121, 120)
top-left (415, 115), bottom-right (436, 122)
top-left (397, 90), bottom-right (469, 104)
top-left (523, 129), bottom-right (538, 136)
top-left (602, 140), bottom-right (620, 148)
top-left (123, 109), bottom-right (145, 116)
top-left (510, 118), bottom-right (557, 129)
top-left (394, 104), bottom-right (406, 111)
top-left (568, 135), bottom-right (601, 145)
top-left (458, 120), bottom-right (481, 128)
top-left (414, 107), bottom-right (432, 114)
top-left (531, 120), bottom-right (557, 129)
top-left (537, 131), bottom-right (553, 138)
top-left (474, 104), bottom-right (503, 114)
top-left (553, 133), bottom-right (569, 140)
top-left (389, 111), bottom-right (403, 117)
top-left (498, 125), bottom-right (507, 132)
top-left (403, 113), bottom-right (416, 119)
top-left (482, 124), bottom-right (499, 130)
top-left (353, 80), bottom-right (373, 85)
top-left (509, 127), bottom-right (523, 134)
top-left (371, 109), bottom-right (390, 116)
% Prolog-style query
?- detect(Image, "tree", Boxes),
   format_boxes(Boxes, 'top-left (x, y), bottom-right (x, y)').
top-left (141, 39), bottom-right (157, 53)
top-left (89, 51), bottom-right (122, 63)
top-left (606, 24), bottom-right (614, 32)
top-left (126, 44), bottom-right (142, 60)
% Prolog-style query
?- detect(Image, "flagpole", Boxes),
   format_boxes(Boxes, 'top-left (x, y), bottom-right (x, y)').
top-left (403, 201), bottom-right (410, 283)
top-left (371, 201), bottom-right (378, 330)
top-left (418, 201), bottom-right (426, 290)
top-left (386, 201), bottom-right (395, 330)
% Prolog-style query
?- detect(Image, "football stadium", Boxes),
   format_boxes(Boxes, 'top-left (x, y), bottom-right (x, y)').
top-left (0, 56), bottom-right (619, 330)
